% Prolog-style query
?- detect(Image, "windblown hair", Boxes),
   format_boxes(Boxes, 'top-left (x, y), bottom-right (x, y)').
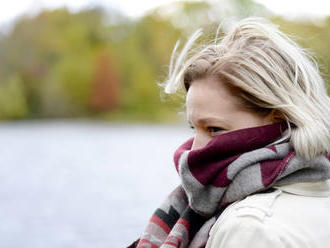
top-left (162, 17), bottom-right (330, 160)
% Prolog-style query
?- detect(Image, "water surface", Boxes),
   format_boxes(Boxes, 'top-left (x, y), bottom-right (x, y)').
top-left (0, 120), bottom-right (191, 248)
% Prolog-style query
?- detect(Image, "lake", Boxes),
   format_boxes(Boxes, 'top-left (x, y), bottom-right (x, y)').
top-left (0, 120), bottom-right (192, 248)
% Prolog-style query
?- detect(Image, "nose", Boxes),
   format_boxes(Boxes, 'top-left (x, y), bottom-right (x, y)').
top-left (191, 131), bottom-right (212, 150)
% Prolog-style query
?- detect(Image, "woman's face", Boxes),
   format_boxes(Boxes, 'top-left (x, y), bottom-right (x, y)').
top-left (186, 76), bottom-right (274, 150)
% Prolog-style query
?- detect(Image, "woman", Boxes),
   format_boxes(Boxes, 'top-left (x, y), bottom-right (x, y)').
top-left (129, 17), bottom-right (330, 248)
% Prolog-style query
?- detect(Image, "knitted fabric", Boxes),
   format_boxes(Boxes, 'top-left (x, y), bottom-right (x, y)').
top-left (131, 121), bottom-right (330, 248)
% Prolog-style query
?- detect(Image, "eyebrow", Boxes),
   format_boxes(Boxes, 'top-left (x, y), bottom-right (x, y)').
top-left (187, 116), bottom-right (228, 126)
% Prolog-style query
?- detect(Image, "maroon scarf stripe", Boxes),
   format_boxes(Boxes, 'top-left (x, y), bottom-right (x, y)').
top-left (181, 122), bottom-right (289, 186)
top-left (188, 155), bottom-right (238, 187)
top-left (186, 121), bottom-right (289, 166)
top-left (260, 150), bottom-right (295, 187)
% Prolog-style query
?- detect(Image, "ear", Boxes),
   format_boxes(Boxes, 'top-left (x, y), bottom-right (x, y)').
top-left (268, 109), bottom-right (285, 122)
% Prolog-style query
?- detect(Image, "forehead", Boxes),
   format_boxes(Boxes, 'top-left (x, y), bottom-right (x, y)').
top-left (186, 76), bottom-right (241, 122)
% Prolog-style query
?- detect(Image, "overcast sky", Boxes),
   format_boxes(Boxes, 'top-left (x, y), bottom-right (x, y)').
top-left (1, 0), bottom-right (330, 28)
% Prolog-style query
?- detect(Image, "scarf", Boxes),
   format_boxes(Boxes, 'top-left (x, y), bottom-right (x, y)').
top-left (129, 121), bottom-right (330, 248)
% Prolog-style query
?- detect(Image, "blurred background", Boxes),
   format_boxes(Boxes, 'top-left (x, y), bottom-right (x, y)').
top-left (1, 0), bottom-right (330, 247)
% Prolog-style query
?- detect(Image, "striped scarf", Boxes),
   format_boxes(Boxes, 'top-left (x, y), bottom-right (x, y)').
top-left (130, 121), bottom-right (330, 248)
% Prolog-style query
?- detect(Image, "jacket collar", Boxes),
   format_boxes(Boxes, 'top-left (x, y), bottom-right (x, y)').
top-left (274, 180), bottom-right (330, 197)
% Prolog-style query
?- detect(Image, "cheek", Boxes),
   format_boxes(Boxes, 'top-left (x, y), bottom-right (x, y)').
top-left (191, 131), bottom-right (213, 150)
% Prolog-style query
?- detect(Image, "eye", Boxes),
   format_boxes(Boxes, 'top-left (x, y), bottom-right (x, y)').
top-left (189, 124), bottom-right (196, 133)
top-left (207, 126), bottom-right (225, 136)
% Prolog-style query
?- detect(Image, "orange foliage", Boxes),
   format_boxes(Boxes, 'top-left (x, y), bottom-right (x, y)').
top-left (89, 50), bottom-right (120, 111)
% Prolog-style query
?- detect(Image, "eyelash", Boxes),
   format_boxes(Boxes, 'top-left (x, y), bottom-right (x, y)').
top-left (189, 124), bottom-right (195, 130)
top-left (207, 127), bottom-right (224, 134)
top-left (189, 125), bottom-right (224, 135)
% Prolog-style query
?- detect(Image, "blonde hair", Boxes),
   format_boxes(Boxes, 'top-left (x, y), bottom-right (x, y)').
top-left (162, 17), bottom-right (330, 160)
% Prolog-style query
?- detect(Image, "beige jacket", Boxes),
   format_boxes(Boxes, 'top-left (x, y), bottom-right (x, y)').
top-left (205, 180), bottom-right (330, 248)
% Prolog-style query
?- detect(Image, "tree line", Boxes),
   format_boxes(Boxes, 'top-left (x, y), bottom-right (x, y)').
top-left (0, 1), bottom-right (329, 121)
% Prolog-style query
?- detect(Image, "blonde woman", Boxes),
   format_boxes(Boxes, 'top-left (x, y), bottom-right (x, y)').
top-left (129, 17), bottom-right (330, 248)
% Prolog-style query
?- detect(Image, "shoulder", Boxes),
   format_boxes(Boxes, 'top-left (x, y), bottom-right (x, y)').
top-left (206, 189), bottom-right (284, 248)
top-left (206, 184), bottom-right (330, 248)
